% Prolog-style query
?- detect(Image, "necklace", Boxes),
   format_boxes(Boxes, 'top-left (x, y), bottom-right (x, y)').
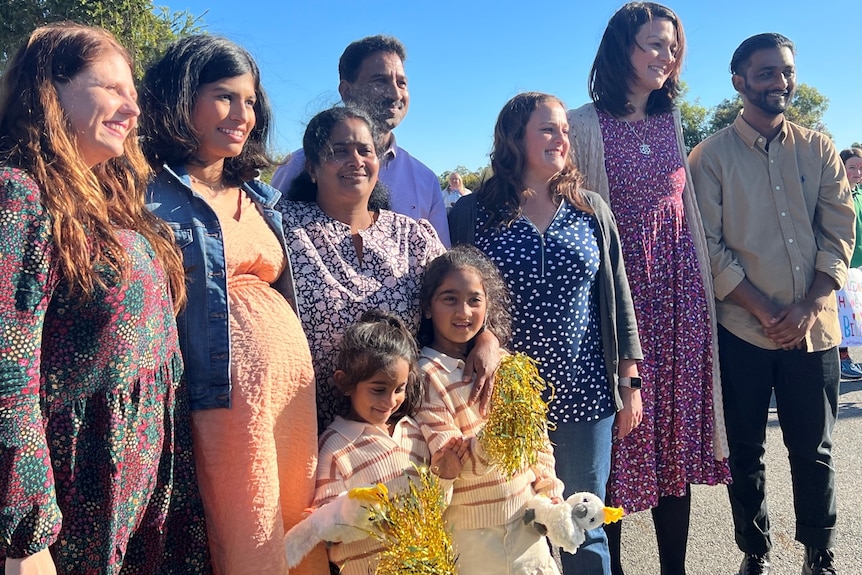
top-left (624, 117), bottom-right (651, 156)
top-left (189, 175), bottom-right (228, 195)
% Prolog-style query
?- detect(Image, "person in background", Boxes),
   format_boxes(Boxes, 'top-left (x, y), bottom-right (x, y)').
top-left (568, 4), bottom-right (731, 574)
top-left (279, 106), bottom-right (498, 430)
top-left (141, 35), bottom-right (327, 574)
top-left (442, 171), bottom-right (472, 211)
top-left (690, 33), bottom-right (853, 575)
top-left (837, 147), bottom-right (862, 379)
top-left (449, 92), bottom-right (643, 575)
top-left (272, 35), bottom-right (450, 245)
top-left (0, 23), bottom-right (208, 573)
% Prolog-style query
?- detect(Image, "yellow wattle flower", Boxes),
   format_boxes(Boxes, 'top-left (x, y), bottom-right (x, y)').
top-left (347, 483), bottom-right (389, 504)
top-left (479, 353), bottom-right (554, 478)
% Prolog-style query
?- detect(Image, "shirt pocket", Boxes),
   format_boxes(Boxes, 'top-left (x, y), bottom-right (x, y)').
top-left (169, 224), bottom-right (194, 249)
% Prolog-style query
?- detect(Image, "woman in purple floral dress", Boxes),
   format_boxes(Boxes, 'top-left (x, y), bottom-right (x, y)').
top-left (0, 24), bottom-right (208, 574)
top-left (568, 4), bottom-right (731, 575)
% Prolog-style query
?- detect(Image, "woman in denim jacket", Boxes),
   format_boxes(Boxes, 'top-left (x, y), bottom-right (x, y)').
top-left (141, 36), bottom-right (326, 575)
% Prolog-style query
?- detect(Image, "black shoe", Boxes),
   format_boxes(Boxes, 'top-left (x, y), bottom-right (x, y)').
top-left (802, 547), bottom-right (837, 575)
top-left (739, 553), bottom-right (771, 575)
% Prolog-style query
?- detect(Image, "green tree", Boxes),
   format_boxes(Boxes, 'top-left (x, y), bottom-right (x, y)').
top-left (676, 83), bottom-right (711, 152)
top-left (707, 83), bottom-right (831, 138)
top-left (1, 0), bottom-right (204, 78)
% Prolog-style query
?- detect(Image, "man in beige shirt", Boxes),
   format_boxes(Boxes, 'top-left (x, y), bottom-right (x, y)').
top-left (690, 33), bottom-right (853, 575)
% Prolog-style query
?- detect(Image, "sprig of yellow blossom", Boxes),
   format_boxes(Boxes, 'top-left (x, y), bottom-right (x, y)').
top-left (365, 466), bottom-right (458, 575)
top-left (478, 353), bottom-right (554, 478)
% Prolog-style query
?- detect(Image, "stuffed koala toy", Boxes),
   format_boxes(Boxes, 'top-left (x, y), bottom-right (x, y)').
top-left (523, 492), bottom-right (624, 554)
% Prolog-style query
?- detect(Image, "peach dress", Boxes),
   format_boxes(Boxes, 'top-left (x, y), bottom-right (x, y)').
top-left (190, 190), bottom-right (327, 574)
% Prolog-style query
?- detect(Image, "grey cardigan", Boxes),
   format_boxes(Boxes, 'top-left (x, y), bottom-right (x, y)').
top-left (448, 190), bottom-right (643, 411)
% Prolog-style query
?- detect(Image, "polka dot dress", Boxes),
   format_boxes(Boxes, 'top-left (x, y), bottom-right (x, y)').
top-left (598, 110), bottom-right (731, 513)
top-left (475, 200), bottom-right (614, 424)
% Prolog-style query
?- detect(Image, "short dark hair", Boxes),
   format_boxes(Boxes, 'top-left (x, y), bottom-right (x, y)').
top-left (139, 35), bottom-right (273, 185)
top-left (335, 309), bottom-right (423, 420)
top-left (417, 245), bottom-right (512, 350)
top-left (338, 35), bottom-right (407, 83)
top-left (287, 106), bottom-right (389, 210)
top-left (841, 147), bottom-right (862, 164)
top-left (478, 92), bottom-right (589, 230)
top-left (730, 33), bottom-right (795, 76)
top-left (589, 2), bottom-right (685, 117)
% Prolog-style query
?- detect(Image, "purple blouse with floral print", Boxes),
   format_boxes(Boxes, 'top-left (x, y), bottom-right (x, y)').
top-left (281, 202), bottom-right (445, 428)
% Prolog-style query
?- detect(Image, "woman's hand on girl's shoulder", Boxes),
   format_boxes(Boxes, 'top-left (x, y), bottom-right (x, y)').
top-left (463, 329), bottom-right (502, 416)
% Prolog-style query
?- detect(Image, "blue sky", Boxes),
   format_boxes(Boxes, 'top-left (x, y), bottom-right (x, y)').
top-left (172, 0), bottom-right (859, 177)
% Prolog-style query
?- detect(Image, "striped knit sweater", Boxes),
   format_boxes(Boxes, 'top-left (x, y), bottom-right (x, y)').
top-left (416, 347), bottom-right (564, 531)
top-left (313, 415), bottom-right (453, 575)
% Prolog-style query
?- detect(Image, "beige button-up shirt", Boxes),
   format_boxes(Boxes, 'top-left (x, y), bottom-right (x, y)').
top-left (689, 114), bottom-right (854, 351)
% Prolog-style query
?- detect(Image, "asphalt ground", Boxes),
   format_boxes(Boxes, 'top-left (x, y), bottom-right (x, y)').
top-left (615, 350), bottom-right (862, 575)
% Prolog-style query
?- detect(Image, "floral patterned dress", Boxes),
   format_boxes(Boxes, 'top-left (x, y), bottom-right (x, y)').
top-left (597, 111), bottom-right (731, 513)
top-left (0, 168), bottom-right (210, 573)
top-left (281, 202), bottom-right (445, 429)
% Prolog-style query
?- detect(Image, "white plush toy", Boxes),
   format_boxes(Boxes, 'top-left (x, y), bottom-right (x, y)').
top-left (283, 483), bottom-right (388, 568)
top-left (523, 492), bottom-right (624, 554)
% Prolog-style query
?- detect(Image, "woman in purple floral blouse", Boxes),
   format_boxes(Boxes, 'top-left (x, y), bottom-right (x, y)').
top-left (280, 106), bottom-right (499, 430)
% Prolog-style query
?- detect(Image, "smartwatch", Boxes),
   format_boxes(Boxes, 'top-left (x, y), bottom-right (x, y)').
top-left (618, 376), bottom-right (642, 390)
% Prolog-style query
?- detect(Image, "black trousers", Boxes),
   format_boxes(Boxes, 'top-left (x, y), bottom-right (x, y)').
top-left (717, 326), bottom-right (838, 555)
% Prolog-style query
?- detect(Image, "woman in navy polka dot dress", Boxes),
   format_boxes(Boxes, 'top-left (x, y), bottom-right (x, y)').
top-left (449, 92), bottom-right (643, 575)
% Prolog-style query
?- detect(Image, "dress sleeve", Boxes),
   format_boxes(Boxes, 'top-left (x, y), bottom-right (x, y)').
top-left (414, 218), bottom-right (447, 264)
top-left (0, 172), bottom-right (63, 557)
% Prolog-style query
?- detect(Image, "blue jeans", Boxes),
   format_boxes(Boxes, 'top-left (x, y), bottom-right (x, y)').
top-left (548, 413), bottom-right (614, 575)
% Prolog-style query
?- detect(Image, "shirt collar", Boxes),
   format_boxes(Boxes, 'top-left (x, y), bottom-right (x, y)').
top-left (733, 111), bottom-right (788, 149)
top-left (420, 346), bottom-right (465, 373)
top-left (328, 415), bottom-right (405, 442)
top-left (380, 132), bottom-right (398, 163)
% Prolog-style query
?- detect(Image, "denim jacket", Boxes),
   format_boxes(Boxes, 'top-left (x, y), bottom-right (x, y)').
top-left (146, 164), bottom-right (299, 411)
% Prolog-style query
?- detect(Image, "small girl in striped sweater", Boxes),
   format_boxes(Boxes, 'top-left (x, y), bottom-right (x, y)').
top-left (416, 245), bottom-right (564, 575)
top-left (311, 309), bottom-right (468, 575)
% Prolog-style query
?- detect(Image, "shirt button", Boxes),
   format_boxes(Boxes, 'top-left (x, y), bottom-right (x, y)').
top-left (775, 186), bottom-right (781, 190)
top-left (795, 266), bottom-right (800, 270)
top-left (788, 238), bottom-right (794, 243)
top-left (781, 212), bottom-right (786, 216)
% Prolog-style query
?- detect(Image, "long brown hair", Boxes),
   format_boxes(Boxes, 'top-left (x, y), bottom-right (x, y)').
top-left (589, 2), bottom-right (686, 118)
top-left (477, 92), bottom-right (589, 230)
top-left (0, 23), bottom-right (186, 308)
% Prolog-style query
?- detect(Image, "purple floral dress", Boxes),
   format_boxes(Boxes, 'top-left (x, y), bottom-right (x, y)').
top-left (0, 168), bottom-right (210, 573)
top-left (597, 111), bottom-right (731, 513)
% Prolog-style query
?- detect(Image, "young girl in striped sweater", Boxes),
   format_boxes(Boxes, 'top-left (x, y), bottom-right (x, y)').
top-left (311, 309), bottom-right (467, 575)
top-left (415, 245), bottom-right (564, 575)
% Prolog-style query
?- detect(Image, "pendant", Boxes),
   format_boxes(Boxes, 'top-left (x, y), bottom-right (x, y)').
top-left (638, 143), bottom-right (652, 156)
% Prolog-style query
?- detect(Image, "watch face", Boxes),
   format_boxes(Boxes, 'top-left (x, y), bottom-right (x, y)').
top-left (630, 377), bottom-right (643, 389)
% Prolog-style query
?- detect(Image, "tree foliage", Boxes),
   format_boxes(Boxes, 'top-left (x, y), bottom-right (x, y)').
top-left (439, 165), bottom-right (492, 191)
top-left (0, 0), bottom-right (204, 78)
top-left (676, 83), bottom-right (711, 153)
top-left (677, 83), bottom-right (832, 151)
